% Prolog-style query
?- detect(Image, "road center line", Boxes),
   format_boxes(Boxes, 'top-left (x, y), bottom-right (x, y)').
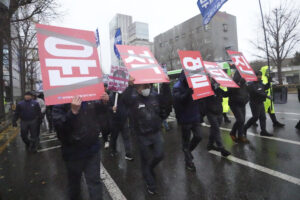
top-left (209, 150), bottom-right (300, 186)
top-left (202, 124), bottom-right (300, 146)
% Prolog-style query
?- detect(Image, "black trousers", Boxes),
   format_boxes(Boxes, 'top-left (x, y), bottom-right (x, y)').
top-left (20, 119), bottom-right (39, 147)
top-left (230, 104), bottom-right (246, 137)
top-left (181, 122), bottom-right (202, 163)
top-left (245, 102), bottom-right (266, 132)
top-left (137, 133), bottom-right (164, 191)
top-left (65, 151), bottom-right (102, 200)
top-left (207, 112), bottom-right (223, 148)
top-left (110, 120), bottom-right (131, 154)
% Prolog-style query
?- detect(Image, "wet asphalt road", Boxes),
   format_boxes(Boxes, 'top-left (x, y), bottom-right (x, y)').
top-left (0, 94), bottom-right (299, 200)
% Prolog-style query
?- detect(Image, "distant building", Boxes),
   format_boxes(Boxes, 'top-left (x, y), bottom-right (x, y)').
top-left (154, 11), bottom-right (238, 71)
top-left (109, 14), bottom-right (153, 66)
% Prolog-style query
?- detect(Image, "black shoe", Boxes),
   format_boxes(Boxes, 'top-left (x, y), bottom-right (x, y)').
top-left (185, 162), bottom-right (196, 172)
top-left (296, 121), bottom-right (300, 129)
top-left (253, 122), bottom-right (258, 127)
top-left (220, 148), bottom-right (231, 157)
top-left (260, 130), bottom-right (273, 137)
top-left (207, 144), bottom-right (220, 151)
top-left (273, 122), bottom-right (285, 127)
top-left (125, 153), bottom-right (134, 161)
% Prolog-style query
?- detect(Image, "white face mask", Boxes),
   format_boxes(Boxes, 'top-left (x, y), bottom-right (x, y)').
top-left (141, 88), bottom-right (151, 97)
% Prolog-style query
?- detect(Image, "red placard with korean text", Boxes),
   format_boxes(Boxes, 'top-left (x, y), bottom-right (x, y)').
top-left (108, 66), bottom-right (129, 93)
top-left (227, 50), bottom-right (257, 82)
top-left (116, 45), bottom-right (169, 84)
top-left (203, 61), bottom-right (239, 88)
top-left (178, 50), bottom-right (214, 100)
top-left (36, 24), bottom-right (104, 105)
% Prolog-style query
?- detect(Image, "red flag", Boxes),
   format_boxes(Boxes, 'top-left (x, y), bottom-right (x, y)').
top-left (203, 61), bottom-right (239, 88)
top-left (116, 45), bottom-right (169, 84)
top-left (227, 50), bottom-right (257, 82)
top-left (36, 24), bottom-right (104, 105)
top-left (178, 50), bottom-right (214, 100)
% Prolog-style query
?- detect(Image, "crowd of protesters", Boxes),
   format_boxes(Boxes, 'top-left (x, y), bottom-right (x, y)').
top-left (12, 64), bottom-right (300, 200)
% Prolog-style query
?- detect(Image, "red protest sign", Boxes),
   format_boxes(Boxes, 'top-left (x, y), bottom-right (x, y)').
top-left (227, 50), bottom-right (257, 82)
top-left (116, 45), bottom-right (169, 84)
top-left (178, 50), bottom-right (214, 100)
top-left (108, 66), bottom-right (129, 93)
top-left (36, 24), bottom-right (104, 105)
top-left (203, 61), bottom-right (239, 88)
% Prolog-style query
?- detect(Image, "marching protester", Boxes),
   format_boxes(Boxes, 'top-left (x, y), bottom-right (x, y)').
top-left (222, 63), bottom-right (232, 124)
top-left (260, 66), bottom-right (285, 127)
top-left (12, 91), bottom-right (41, 152)
top-left (99, 83), bottom-right (112, 149)
top-left (244, 71), bottom-right (273, 136)
top-left (46, 105), bottom-right (54, 133)
top-left (227, 71), bottom-right (249, 143)
top-left (32, 91), bottom-right (46, 138)
top-left (53, 93), bottom-right (109, 200)
top-left (122, 76), bottom-right (172, 195)
top-left (173, 71), bottom-right (203, 171)
top-left (204, 78), bottom-right (231, 157)
top-left (109, 92), bottom-right (133, 160)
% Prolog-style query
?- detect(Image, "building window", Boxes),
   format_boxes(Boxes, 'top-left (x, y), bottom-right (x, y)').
top-left (169, 39), bottom-right (173, 44)
top-left (204, 24), bottom-right (211, 31)
top-left (159, 42), bottom-right (163, 47)
top-left (196, 26), bottom-right (202, 33)
top-left (223, 24), bottom-right (228, 32)
top-left (175, 35), bottom-right (180, 41)
top-left (224, 37), bottom-right (228, 41)
top-left (182, 33), bottom-right (186, 38)
top-left (204, 39), bottom-right (211, 44)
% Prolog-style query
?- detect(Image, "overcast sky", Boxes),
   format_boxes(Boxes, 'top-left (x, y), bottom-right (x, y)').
top-left (52, 0), bottom-right (300, 73)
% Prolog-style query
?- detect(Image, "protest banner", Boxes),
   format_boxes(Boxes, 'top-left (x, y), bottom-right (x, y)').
top-left (178, 50), bottom-right (214, 100)
top-left (203, 61), bottom-right (239, 88)
top-left (108, 65), bottom-right (129, 93)
top-left (116, 45), bottom-right (169, 84)
top-left (36, 24), bottom-right (104, 105)
top-left (227, 50), bottom-right (257, 82)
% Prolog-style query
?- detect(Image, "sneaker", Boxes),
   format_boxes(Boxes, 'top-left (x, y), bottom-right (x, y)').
top-left (125, 153), bottom-right (134, 161)
top-left (185, 162), bottom-right (196, 172)
top-left (237, 136), bottom-right (250, 144)
top-left (201, 122), bottom-right (207, 126)
top-left (273, 122), bottom-right (285, 127)
top-left (104, 142), bottom-right (109, 149)
top-left (207, 144), bottom-right (220, 151)
top-left (220, 148), bottom-right (231, 157)
top-left (260, 130), bottom-right (273, 137)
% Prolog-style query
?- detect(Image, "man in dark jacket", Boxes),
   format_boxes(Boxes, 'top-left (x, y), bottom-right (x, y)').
top-left (109, 92), bottom-right (133, 160)
top-left (228, 71), bottom-right (249, 143)
top-left (13, 91), bottom-right (41, 152)
top-left (173, 71), bottom-right (202, 171)
top-left (244, 71), bottom-right (273, 136)
top-left (122, 77), bottom-right (172, 195)
top-left (53, 94), bottom-right (109, 200)
top-left (204, 79), bottom-right (231, 157)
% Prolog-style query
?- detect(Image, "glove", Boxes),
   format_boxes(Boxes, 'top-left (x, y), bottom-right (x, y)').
top-left (12, 122), bottom-right (17, 127)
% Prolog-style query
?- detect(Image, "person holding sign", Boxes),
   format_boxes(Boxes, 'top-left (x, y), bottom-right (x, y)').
top-left (173, 71), bottom-right (203, 172)
top-left (244, 71), bottom-right (273, 137)
top-left (204, 78), bottom-right (231, 157)
top-left (52, 93), bottom-right (109, 200)
top-left (122, 77), bottom-right (172, 195)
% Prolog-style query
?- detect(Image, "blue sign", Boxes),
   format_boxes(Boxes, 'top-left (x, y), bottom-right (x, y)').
top-left (114, 28), bottom-right (122, 60)
top-left (197, 0), bottom-right (228, 25)
top-left (95, 28), bottom-right (100, 47)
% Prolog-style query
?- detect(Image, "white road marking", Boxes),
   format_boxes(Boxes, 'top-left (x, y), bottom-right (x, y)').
top-left (38, 145), bottom-right (127, 199)
top-left (202, 124), bottom-right (300, 146)
top-left (209, 150), bottom-right (300, 186)
top-left (100, 163), bottom-right (127, 200)
top-left (228, 115), bottom-right (299, 121)
top-left (275, 112), bottom-right (300, 116)
top-left (40, 138), bottom-right (58, 143)
top-left (37, 145), bottom-right (61, 152)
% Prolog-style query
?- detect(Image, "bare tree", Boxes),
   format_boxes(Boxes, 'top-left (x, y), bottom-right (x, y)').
top-left (254, 0), bottom-right (300, 84)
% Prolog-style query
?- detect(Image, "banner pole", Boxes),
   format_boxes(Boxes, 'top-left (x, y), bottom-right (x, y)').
top-left (157, 83), bottom-right (160, 94)
top-left (113, 93), bottom-right (119, 113)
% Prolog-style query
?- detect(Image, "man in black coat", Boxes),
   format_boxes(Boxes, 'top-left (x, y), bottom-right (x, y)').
top-left (244, 71), bottom-right (273, 136)
top-left (204, 79), bottom-right (231, 157)
top-left (227, 71), bottom-right (249, 143)
top-left (122, 77), bottom-right (172, 195)
top-left (173, 71), bottom-right (202, 171)
top-left (53, 93), bottom-right (109, 200)
top-left (13, 91), bottom-right (41, 152)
